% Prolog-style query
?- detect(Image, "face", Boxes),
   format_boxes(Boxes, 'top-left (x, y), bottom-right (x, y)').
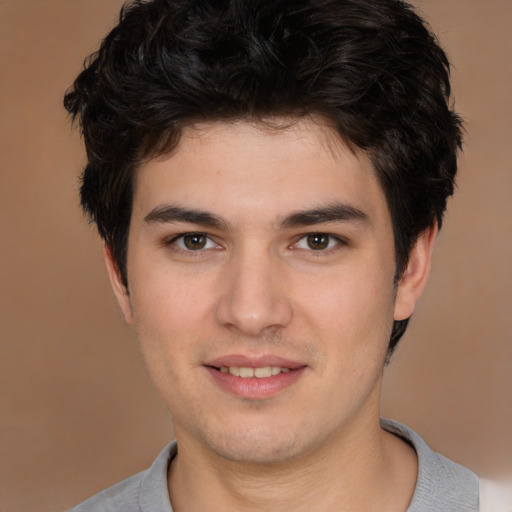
top-left (107, 118), bottom-right (433, 465)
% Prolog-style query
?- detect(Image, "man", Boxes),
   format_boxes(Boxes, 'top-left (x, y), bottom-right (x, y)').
top-left (65, 0), bottom-right (481, 510)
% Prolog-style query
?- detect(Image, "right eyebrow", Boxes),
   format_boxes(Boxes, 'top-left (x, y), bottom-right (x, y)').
top-left (143, 204), bottom-right (230, 231)
top-left (278, 203), bottom-right (369, 229)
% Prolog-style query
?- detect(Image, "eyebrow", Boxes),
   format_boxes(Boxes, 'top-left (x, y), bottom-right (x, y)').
top-left (143, 202), bottom-right (368, 231)
top-left (144, 204), bottom-right (229, 230)
top-left (278, 203), bottom-right (369, 229)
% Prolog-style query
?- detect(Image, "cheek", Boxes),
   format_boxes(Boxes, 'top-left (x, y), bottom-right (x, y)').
top-left (130, 256), bottom-right (215, 325)
top-left (293, 266), bottom-right (395, 380)
top-left (127, 268), bottom-right (213, 373)
top-left (128, 281), bottom-right (204, 411)
top-left (299, 263), bottom-right (396, 330)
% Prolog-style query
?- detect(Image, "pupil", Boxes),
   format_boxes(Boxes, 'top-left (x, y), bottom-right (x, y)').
top-left (307, 234), bottom-right (329, 250)
top-left (184, 234), bottom-right (206, 250)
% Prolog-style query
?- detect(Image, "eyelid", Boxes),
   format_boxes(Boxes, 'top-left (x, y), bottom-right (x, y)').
top-left (166, 232), bottom-right (221, 251)
top-left (163, 231), bottom-right (348, 253)
top-left (292, 232), bottom-right (348, 251)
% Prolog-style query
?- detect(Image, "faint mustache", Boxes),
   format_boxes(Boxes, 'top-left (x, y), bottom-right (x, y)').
top-left (218, 330), bottom-right (320, 360)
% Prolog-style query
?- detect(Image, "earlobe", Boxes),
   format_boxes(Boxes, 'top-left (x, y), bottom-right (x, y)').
top-left (393, 224), bottom-right (438, 321)
top-left (103, 244), bottom-right (134, 325)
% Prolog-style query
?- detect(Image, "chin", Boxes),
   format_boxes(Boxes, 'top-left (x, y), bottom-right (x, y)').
top-left (196, 421), bottom-right (317, 466)
top-left (214, 438), bottom-right (303, 465)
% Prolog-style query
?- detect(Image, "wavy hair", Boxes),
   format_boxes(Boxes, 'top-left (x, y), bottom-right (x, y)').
top-left (64, 0), bottom-right (462, 354)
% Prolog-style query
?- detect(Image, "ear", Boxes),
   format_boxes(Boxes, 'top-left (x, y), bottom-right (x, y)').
top-left (103, 244), bottom-right (134, 325)
top-left (394, 224), bottom-right (438, 321)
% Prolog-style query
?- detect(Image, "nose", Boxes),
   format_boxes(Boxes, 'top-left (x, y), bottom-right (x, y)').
top-left (215, 247), bottom-right (293, 337)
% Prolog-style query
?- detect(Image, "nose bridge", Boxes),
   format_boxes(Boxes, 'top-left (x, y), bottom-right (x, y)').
top-left (215, 241), bottom-right (292, 336)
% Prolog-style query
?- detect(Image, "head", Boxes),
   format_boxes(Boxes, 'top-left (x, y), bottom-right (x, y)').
top-left (64, 0), bottom-right (462, 355)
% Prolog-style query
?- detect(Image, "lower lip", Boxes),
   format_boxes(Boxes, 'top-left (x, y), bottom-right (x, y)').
top-left (205, 367), bottom-right (306, 399)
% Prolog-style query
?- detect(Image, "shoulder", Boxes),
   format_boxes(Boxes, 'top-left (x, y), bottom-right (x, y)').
top-left (68, 442), bottom-right (177, 512)
top-left (69, 471), bottom-right (145, 512)
top-left (381, 419), bottom-right (479, 512)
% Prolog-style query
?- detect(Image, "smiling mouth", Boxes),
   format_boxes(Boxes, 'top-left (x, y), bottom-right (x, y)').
top-left (214, 366), bottom-right (292, 378)
top-left (205, 363), bottom-right (305, 398)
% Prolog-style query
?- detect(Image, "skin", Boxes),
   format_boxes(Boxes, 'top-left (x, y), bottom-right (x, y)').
top-left (105, 117), bottom-right (436, 511)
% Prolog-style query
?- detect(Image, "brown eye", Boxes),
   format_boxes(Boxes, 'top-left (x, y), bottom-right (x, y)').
top-left (306, 233), bottom-right (330, 250)
top-left (183, 233), bottom-right (208, 250)
top-left (169, 232), bottom-right (220, 253)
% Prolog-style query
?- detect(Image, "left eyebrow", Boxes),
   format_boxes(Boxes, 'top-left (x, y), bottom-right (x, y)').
top-left (278, 203), bottom-right (369, 229)
top-left (143, 204), bottom-right (230, 231)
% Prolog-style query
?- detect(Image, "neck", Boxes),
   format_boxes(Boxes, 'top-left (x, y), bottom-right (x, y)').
top-left (168, 411), bottom-right (417, 512)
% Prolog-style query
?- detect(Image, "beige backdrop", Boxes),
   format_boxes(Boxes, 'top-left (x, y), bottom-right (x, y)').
top-left (1, 1), bottom-right (511, 511)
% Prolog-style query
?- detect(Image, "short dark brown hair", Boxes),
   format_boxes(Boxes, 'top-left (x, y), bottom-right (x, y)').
top-left (64, 0), bottom-right (462, 354)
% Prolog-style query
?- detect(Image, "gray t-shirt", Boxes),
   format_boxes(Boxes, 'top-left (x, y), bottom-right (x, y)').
top-left (69, 419), bottom-right (479, 511)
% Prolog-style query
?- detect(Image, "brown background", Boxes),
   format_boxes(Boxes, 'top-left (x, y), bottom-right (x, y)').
top-left (1, 1), bottom-right (511, 511)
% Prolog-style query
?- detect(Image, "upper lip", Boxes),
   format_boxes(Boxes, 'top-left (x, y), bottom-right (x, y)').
top-left (205, 354), bottom-right (306, 369)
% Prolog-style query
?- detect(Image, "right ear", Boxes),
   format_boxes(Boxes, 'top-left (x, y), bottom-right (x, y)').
top-left (103, 244), bottom-right (134, 325)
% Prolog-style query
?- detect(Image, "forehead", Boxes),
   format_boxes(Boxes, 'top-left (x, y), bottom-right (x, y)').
top-left (132, 117), bottom-right (387, 224)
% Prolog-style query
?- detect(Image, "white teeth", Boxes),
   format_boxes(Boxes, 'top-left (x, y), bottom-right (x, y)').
top-left (254, 366), bottom-right (272, 378)
top-left (220, 366), bottom-right (291, 378)
top-left (239, 367), bottom-right (254, 378)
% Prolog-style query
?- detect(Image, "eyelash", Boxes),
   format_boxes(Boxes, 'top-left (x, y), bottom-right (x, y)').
top-left (166, 232), bottom-right (220, 253)
top-left (293, 233), bottom-right (348, 253)
top-left (165, 232), bottom-right (347, 255)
